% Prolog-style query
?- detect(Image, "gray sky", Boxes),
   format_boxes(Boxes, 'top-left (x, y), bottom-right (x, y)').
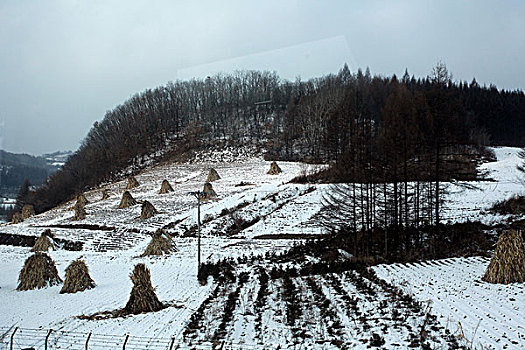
top-left (1, 0), bottom-right (524, 155)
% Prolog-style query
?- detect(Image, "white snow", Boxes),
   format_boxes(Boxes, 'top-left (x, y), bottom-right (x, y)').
top-left (443, 147), bottom-right (525, 224)
top-left (0, 146), bottom-right (524, 349)
top-left (373, 257), bottom-right (525, 349)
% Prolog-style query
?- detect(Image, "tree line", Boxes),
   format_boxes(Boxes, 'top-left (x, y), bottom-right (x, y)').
top-left (18, 64), bottom-right (525, 215)
top-left (0, 150), bottom-right (53, 198)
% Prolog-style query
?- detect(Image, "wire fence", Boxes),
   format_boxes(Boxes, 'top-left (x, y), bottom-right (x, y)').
top-left (0, 326), bottom-right (260, 350)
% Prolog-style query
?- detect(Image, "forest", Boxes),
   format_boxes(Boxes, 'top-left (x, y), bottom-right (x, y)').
top-left (18, 63), bottom-right (525, 218)
top-left (0, 150), bottom-right (54, 198)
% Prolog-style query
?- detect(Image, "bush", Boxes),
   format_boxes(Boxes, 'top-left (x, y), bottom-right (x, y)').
top-left (490, 195), bottom-right (525, 215)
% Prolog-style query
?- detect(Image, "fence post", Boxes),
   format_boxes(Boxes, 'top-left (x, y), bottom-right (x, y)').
top-left (168, 337), bottom-right (175, 350)
top-left (122, 334), bottom-right (129, 350)
top-left (45, 329), bottom-right (53, 350)
top-left (10, 327), bottom-right (18, 350)
top-left (85, 332), bottom-right (92, 350)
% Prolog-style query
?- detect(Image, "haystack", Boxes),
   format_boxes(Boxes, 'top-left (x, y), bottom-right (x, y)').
top-left (141, 229), bottom-right (178, 257)
top-left (267, 161), bottom-right (282, 175)
top-left (11, 212), bottom-right (23, 224)
top-left (17, 252), bottom-right (62, 291)
top-left (482, 230), bottom-right (525, 284)
top-left (76, 194), bottom-right (89, 206)
top-left (31, 229), bottom-right (56, 252)
top-left (140, 201), bottom-right (157, 220)
top-left (123, 264), bottom-right (164, 314)
top-left (101, 189), bottom-right (110, 200)
top-left (60, 259), bottom-right (96, 294)
top-left (21, 204), bottom-right (35, 219)
top-left (118, 191), bottom-right (137, 209)
top-left (126, 176), bottom-right (140, 189)
top-left (158, 179), bottom-right (174, 194)
top-left (206, 168), bottom-right (221, 182)
top-left (73, 201), bottom-right (86, 220)
top-left (201, 182), bottom-right (217, 200)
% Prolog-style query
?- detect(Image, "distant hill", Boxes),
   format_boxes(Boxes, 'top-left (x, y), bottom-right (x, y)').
top-left (0, 149), bottom-right (71, 198)
top-left (26, 66), bottom-right (525, 214)
top-left (41, 150), bottom-right (73, 169)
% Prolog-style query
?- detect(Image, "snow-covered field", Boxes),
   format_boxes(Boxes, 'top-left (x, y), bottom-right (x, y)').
top-left (443, 147), bottom-right (525, 224)
top-left (0, 157), bottom-right (325, 244)
top-left (0, 147), bottom-right (524, 349)
top-left (374, 257), bottom-right (525, 349)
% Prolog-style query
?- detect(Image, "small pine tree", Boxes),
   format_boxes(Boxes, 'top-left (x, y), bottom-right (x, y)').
top-left (10, 179), bottom-right (31, 220)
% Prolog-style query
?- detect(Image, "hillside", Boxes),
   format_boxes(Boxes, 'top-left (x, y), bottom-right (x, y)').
top-left (24, 67), bottom-right (525, 217)
top-left (41, 151), bottom-right (73, 169)
top-left (0, 147), bottom-right (523, 349)
top-left (0, 150), bottom-right (71, 222)
top-left (0, 150), bottom-right (70, 196)
top-left (0, 150), bottom-right (50, 196)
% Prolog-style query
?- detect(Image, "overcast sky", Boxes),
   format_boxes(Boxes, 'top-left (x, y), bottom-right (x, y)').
top-left (1, 0), bottom-right (524, 155)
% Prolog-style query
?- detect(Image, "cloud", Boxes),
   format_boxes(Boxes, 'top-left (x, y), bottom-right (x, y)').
top-left (177, 36), bottom-right (354, 81)
top-left (0, 0), bottom-right (524, 154)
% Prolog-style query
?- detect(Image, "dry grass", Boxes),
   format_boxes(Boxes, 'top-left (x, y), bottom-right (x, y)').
top-left (118, 191), bottom-right (137, 209)
top-left (206, 168), bottom-right (221, 182)
top-left (201, 182), bottom-right (217, 200)
top-left (123, 264), bottom-right (164, 314)
top-left (31, 229), bottom-right (56, 252)
top-left (126, 176), bottom-right (140, 189)
top-left (158, 179), bottom-right (174, 194)
top-left (11, 212), bottom-right (23, 224)
top-left (267, 161), bottom-right (282, 175)
top-left (78, 264), bottom-right (170, 320)
top-left (140, 200), bottom-right (157, 220)
top-left (21, 204), bottom-right (35, 219)
top-left (78, 264), bottom-right (171, 319)
top-left (482, 230), bottom-right (525, 284)
top-left (60, 259), bottom-right (96, 294)
top-left (17, 253), bottom-right (62, 291)
top-left (73, 201), bottom-right (86, 220)
top-left (141, 229), bottom-right (178, 256)
top-left (76, 194), bottom-right (89, 206)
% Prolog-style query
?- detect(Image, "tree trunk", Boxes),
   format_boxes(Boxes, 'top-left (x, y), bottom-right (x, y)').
top-left (435, 142), bottom-right (440, 235)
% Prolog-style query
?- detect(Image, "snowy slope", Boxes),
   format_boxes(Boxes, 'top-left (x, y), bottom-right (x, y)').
top-left (0, 158), bottom-right (325, 244)
top-left (0, 147), bottom-right (524, 349)
top-left (0, 156), bottom-right (331, 349)
top-left (374, 257), bottom-right (525, 349)
top-left (443, 147), bottom-right (525, 223)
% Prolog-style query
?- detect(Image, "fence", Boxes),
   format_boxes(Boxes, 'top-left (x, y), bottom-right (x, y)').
top-left (0, 326), bottom-right (260, 350)
top-left (0, 327), bottom-right (173, 350)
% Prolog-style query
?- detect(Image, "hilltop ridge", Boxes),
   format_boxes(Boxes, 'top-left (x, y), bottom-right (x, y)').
top-left (18, 66), bottom-right (525, 217)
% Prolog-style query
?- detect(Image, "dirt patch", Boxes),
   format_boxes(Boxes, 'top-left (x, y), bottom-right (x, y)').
top-left (0, 232), bottom-right (83, 251)
top-left (253, 234), bottom-right (327, 240)
top-left (37, 223), bottom-right (143, 234)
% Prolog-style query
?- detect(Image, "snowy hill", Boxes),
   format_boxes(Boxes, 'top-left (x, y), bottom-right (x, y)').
top-left (41, 150), bottom-right (72, 169)
top-left (0, 147), bottom-right (523, 349)
top-left (0, 150), bottom-right (53, 199)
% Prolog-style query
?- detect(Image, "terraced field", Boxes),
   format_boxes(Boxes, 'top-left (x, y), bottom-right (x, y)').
top-left (181, 264), bottom-right (460, 349)
top-left (1, 147), bottom-right (524, 349)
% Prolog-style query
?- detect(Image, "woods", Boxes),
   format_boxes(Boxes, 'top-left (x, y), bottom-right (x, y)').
top-left (22, 64), bottom-right (525, 216)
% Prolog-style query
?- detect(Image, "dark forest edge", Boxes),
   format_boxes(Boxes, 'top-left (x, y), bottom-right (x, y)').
top-left (0, 231), bottom-right (83, 251)
top-left (0, 150), bottom-right (58, 198)
top-left (198, 220), bottom-right (525, 287)
top-left (13, 63), bottom-right (525, 216)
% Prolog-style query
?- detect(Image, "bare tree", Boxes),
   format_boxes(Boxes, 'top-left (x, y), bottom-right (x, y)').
top-left (518, 148), bottom-right (525, 186)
